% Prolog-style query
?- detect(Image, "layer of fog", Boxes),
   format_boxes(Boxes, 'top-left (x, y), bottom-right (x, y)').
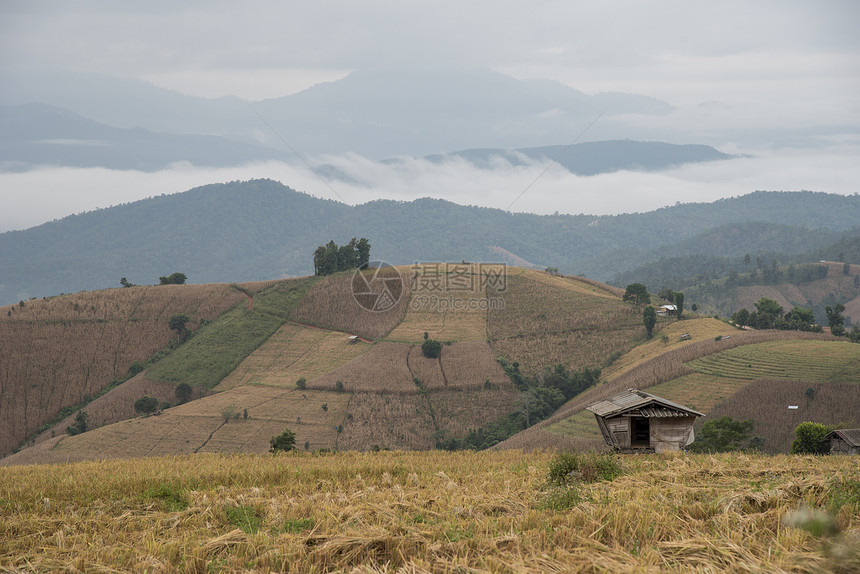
top-left (2, 144), bottom-right (858, 233)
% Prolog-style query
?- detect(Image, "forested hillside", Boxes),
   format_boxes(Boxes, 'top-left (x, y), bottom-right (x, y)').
top-left (1, 180), bottom-right (859, 305)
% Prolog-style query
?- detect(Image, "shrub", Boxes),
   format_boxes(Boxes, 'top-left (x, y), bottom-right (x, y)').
top-left (422, 338), bottom-right (442, 358)
top-left (546, 451), bottom-right (623, 486)
top-left (688, 416), bottom-right (755, 453)
top-left (66, 410), bottom-right (89, 436)
top-left (296, 377), bottom-right (307, 390)
top-left (159, 272), bottom-right (187, 285)
top-left (175, 383), bottom-right (193, 404)
top-left (269, 428), bottom-right (297, 453)
top-left (134, 395), bottom-right (159, 416)
top-left (790, 422), bottom-right (833, 455)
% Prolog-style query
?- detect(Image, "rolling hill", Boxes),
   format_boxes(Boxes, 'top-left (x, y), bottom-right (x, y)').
top-left (4, 260), bottom-right (860, 466)
top-left (1, 267), bottom-right (644, 464)
top-left (2, 179), bottom-right (859, 306)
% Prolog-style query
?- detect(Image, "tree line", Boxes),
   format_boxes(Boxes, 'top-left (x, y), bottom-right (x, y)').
top-left (313, 238), bottom-right (371, 276)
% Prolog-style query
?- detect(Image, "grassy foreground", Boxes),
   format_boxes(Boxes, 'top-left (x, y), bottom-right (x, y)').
top-left (1, 451), bottom-right (858, 573)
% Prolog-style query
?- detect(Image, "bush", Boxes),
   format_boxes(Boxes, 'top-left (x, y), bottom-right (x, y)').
top-left (790, 422), bottom-right (833, 455)
top-left (296, 377), bottom-right (307, 390)
top-left (688, 416), bottom-right (755, 453)
top-left (134, 395), bottom-right (159, 415)
top-left (175, 383), bottom-right (193, 404)
top-left (66, 410), bottom-right (89, 436)
top-left (546, 451), bottom-right (623, 486)
top-left (421, 338), bottom-right (442, 358)
top-left (269, 428), bottom-right (297, 453)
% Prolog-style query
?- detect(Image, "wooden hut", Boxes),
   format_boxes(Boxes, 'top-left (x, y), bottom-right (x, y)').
top-left (586, 389), bottom-right (704, 453)
top-left (825, 429), bottom-right (860, 455)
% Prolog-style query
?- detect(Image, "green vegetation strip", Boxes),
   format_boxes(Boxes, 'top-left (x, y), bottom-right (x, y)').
top-left (146, 277), bottom-right (319, 389)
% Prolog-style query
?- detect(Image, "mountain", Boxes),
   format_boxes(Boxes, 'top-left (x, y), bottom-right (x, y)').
top-left (0, 103), bottom-right (287, 171)
top-left (1, 68), bottom-right (676, 158)
top-left (1, 180), bottom-right (859, 306)
top-left (408, 140), bottom-right (733, 176)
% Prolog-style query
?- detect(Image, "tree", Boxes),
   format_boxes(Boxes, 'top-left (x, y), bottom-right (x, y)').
top-left (657, 288), bottom-right (676, 303)
top-left (269, 428), bottom-right (296, 453)
top-left (751, 297), bottom-right (783, 329)
top-left (295, 377), bottom-right (307, 390)
top-left (421, 338), bottom-right (442, 358)
top-left (313, 238), bottom-right (370, 275)
top-left (168, 314), bottom-right (191, 340)
top-left (731, 308), bottom-right (750, 328)
top-left (159, 272), bottom-right (187, 285)
top-left (790, 422), bottom-right (832, 455)
top-left (66, 410), bottom-right (89, 436)
top-left (134, 395), bottom-right (160, 415)
top-left (623, 283), bottom-right (650, 306)
top-left (643, 305), bottom-right (657, 338)
top-left (689, 416), bottom-right (755, 453)
top-left (673, 291), bottom-right (684, 319)
top-left (120, 277), bottom-right (135, 288)
top-left (175, 383), bottom-right (193, 404)
top-left (825, 303), bottom-right (846, 337)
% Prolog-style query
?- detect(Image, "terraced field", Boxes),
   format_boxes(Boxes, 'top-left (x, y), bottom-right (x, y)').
top-left (215, 323), bottom-right (369, 391)
top-left (687, 340), bottom-right (860, 382)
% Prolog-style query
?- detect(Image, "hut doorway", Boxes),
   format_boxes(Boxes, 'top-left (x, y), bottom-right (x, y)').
top-left (631, 417), bottom-right (650, 447)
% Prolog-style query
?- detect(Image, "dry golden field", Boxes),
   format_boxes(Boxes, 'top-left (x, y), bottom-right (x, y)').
top-left (0, 451), bottom-right (857, 573)
top-left (488, 272), bottom-right (644, 375)
top-left (0, 283), bottom-right (252, 457)
top-left (216, 322), bottom-right (370, 391)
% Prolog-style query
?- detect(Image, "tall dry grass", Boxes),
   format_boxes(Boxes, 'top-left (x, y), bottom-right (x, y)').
top-left (0, 451), bottom-right (855, 572)
top-left (704, 379), bottom-right (860, 453)
top-left (290, 272), bottom-right (410, 340)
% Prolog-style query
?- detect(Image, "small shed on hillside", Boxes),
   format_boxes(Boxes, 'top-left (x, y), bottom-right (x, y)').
top-left (586, 389), bottom-right (704, 453)
top-left (657, 304), bottom-right (677, 317)
top-left (825, 429), bottom-right (860, 455)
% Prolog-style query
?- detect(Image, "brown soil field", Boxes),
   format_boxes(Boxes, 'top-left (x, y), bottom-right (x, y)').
top-left (289, 270), bottom-right (410, 340)
top-left (0, 284), bottom-right (252, 457)
top-left (215, 322), bottom-right (370, 391)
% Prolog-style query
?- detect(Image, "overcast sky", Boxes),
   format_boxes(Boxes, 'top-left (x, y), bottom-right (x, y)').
top-left (1, 1), bottom-right (859, 230)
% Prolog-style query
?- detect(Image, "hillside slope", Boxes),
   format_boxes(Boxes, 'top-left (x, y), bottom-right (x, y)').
top-left (0, 282), bottom-right (272, 456)
top-left (2, 268), bottom-right (642, 465)
top-left (495, 320), bottom-right (859, 454)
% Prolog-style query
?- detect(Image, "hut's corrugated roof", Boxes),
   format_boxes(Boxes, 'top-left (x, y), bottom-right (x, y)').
top-left (586, 389), bottom-right (704, 418)
top-left (826, 429), bottom-right (860, 447)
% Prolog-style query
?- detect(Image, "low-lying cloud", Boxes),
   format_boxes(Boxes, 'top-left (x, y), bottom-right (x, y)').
top-left (2, 143), bottom-right (858, 233)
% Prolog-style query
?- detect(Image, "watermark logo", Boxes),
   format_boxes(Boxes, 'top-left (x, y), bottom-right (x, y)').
top-left (410, 262), bottom-right (507, 311)
top-left (351, 261), bottom-right (404, 312)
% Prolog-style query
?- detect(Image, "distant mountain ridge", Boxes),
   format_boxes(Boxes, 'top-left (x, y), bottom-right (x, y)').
top-left (408, 140), bottom-right (732, 176)
top-left (1, 179), bottom-right (858, 306)
top-left (1, 67), bottom-right (677, 159)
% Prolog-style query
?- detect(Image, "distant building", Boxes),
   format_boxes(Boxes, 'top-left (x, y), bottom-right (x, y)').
top-left (657, 304), bottom-right (676, 317)
top-left (586, 389), bottom-right (704, 453)
top-left (825, 429), bottom-right (860, 455)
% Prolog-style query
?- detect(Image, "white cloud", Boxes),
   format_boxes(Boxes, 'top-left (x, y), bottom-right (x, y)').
top-left (2, 143), bottom-right (857, 233)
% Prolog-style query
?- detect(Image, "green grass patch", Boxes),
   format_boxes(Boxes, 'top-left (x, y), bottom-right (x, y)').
top-left (281, 517), bottom-right (315, 534)
top-left (144, 483), bottom-right (188, 512)
top-left (225, 504), bottom-right (263, 534)
top-left (146, 277), bottom-right (318, 389)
